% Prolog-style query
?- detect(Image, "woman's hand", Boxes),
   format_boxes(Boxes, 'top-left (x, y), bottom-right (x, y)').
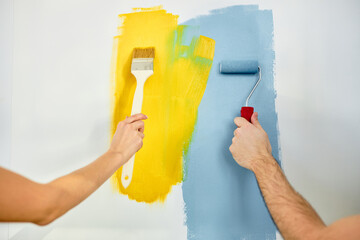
top-left (108, 113), bottom-right (148, 166)
top-left (0, 113), bottom-right (148, 226)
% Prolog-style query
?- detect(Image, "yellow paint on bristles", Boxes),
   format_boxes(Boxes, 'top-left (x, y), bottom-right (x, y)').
top-left (133, 47), bottom-right (155, 58)
top-left (110, 6), bottom-right (215, 203)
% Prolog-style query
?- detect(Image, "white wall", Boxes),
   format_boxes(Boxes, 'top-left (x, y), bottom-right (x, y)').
top-left (0, 0), bottom-right (13, 238)
top-left (271, 0), bottom-right (360, 224)
top-left (1, 0), bottom-right (359, 239)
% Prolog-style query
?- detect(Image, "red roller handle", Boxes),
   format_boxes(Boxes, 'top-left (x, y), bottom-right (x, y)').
top-left (241, 106), bottom-right (254, 122)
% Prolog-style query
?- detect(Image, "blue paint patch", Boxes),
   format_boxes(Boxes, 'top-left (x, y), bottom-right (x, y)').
top-left (182, 5), bottom-right (279, 240)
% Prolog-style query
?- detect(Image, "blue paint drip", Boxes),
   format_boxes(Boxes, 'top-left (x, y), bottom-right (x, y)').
top-left (182, 5), bottom-right (279, 240)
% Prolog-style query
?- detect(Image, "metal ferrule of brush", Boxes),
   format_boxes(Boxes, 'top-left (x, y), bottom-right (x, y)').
top-left (131, 58), bottom-right (154, 71)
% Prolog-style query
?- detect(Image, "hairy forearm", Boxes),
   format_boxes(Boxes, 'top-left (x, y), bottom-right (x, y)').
top-left (39, 151), bottom-right (124, 225)
top-left (253, 156), bottom-right (325, 240)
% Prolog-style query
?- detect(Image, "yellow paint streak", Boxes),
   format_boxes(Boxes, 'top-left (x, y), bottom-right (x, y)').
top-left (132, 5), bottom-right (163, 12)
top-left (110, 7), bottom-right (215, 203)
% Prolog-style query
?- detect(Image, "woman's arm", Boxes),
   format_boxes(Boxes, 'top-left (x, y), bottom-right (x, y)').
top-left (0, 113), bottom-right (147, 225)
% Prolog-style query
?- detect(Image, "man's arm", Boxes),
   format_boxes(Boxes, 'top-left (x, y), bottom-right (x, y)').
top-left (0, 113), bottom-right (147, 225)
top-left (252, 155), bottom-right (325, 239)
top-left (229, 112), bottom-right (360, 240)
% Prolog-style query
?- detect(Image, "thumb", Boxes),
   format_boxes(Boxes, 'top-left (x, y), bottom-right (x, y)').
top-left (251, 112), bottom-right (262, 129)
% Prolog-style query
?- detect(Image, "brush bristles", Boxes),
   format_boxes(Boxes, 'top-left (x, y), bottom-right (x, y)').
top-left (133, 47), bottom-right (155, 58)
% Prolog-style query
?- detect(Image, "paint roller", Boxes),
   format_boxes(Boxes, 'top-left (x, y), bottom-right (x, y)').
top-left (219, 60), bottom-right (261, 122)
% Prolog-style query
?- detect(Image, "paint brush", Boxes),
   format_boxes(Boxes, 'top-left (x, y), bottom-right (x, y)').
top-left (121, 47), bottom-right (155, 189)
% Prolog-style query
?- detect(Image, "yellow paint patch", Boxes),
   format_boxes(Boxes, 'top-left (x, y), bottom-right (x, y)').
top-left (110, 7), bottom-right (215, 203)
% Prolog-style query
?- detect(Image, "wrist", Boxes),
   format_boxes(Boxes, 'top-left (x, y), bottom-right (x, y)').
top-left (251, 153), bottom-right (277, 176)
top-left (104, 150), bottom-right (125, 168)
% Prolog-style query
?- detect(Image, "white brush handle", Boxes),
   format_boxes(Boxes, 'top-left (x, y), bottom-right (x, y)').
top-left (121, 71), bottom-right (152, 189)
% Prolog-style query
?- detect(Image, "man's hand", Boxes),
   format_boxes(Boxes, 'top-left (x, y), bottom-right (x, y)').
top-left (228, 112), bottom-right (360, 240)
top-left (229, 112), bottom-right (272, 171)
top-left (108, 113), bottom-right (147, 165)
